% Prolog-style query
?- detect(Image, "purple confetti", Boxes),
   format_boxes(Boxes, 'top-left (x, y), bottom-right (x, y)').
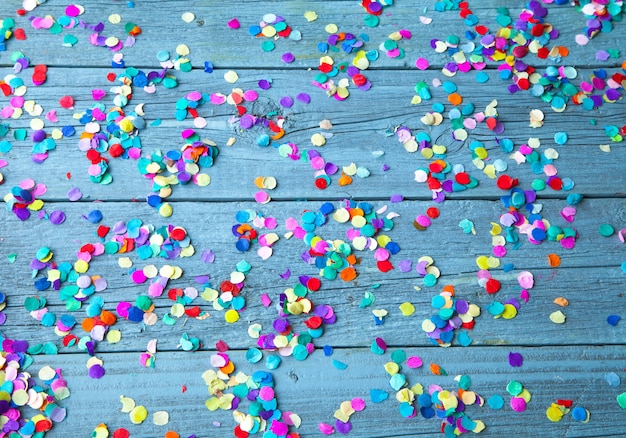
top-left (596, 50), bottom-right (610, 61)
top-left (335, 419), bottom-right (352, 434)
top-left (390, 194), bottom-right (404, 203)
top-left (279, 96), bottom-right (294, 108)
top-left (67, 187), bottom-right (82, 201)
top-left (201, 249), bottom-right (215, 263)
top-left (296, 93), bottom-right (311, 104)
top-left (508, 352), bottom-right (523, 367)
top-left (398, 259), bottom-right (412, 273)
top-left (281, 52), bottom-right (295, 63)
top-left (88, 364), bottom-right (106, 379)
top-left (49, 210), bottom-right (66, 225)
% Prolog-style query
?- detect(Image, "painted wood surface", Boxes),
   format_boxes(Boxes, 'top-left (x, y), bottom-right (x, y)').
top-left (0, 0), bottom-right (624, 437)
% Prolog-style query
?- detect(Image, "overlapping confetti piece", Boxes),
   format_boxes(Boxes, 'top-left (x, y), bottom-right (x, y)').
top-left (422, 285), bottom-right (480, 347)
top-left (255, 276), bottom-right (336, 359)
top-left (203, 351), bottom-right (300, 437)
top-left (0, 336), bottom-right (69, 436)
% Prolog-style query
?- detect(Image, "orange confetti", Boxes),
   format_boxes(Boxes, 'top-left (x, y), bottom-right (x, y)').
top-left (219, 360), bottom-right (235, 375)
top-left (429, 363), bottom-right (446, 376)
top-left (164, 432), bottom-right (179, 438)
top-left (447, 92), bottom-right (463, 106)
top-left (100, 309), bottom-right (117, 326)
top-left (547, 253), bottom-right (561, 267)
top-left (442, 284), bottom-right (455, 296)
top-left (81, 317), bottom-right (96, 332)
top-left (338, 172), bottom-right (353, 186)
top-left (270, 129), bottom-right (285, 140)
top-left (339, 266), bottom-right (357, 282)
top-left (554, 297), bottom-right (569, 307)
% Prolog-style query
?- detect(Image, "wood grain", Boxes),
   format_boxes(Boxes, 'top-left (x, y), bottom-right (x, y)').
top-left (0, 0), bottom-right (624, 437)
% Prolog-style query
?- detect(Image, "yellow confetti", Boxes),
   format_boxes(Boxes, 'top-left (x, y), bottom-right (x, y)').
top-left (325, 23), bottom-right (338, 34)
top-left (549, 310), bottom-right (566, 324)
top-left (224, 309), bottom-right (239, 323)
top-left (176, 44), bottom-right (190, 56)
top-left (304, 11), bottom-right (318, 22)
top-left (129, 405), bottom-right (148, 424)
top-left (399, 302), bottom-right (415, 316)
top-left (311, 133), bottom-right (326, 146)
top-left (106, 330), bottom-right (122, 344)
top-left (546, 403), bottom-right (567, 422)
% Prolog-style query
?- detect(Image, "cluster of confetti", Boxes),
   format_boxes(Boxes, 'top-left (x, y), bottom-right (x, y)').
top-left (203, 351), bottom-right (301, 437)
top-left (421, 285), bottom-right (480, 347)
top-left (0, 336), bottom-right (69, 435)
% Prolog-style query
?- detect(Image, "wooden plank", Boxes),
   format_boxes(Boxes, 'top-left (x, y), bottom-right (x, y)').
top-left (24, 345), bottom-right (626, 437)
top-left (4, 0), bottom-right (624, 69)
top-left (1, 67), bottom-right (624, 202)
top-left (1, 199), bottom-right (624, 352)
top-left (6, 262), bottom-right (625, 353)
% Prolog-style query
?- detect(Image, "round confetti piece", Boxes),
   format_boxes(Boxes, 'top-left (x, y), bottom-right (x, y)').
top-left (59, 95), bottom-right (74, 109)
top-left (181, 12), bottom-right (195, 23)
top-left (224, 71), bottom-right (239, 83)
top-left (153, 411), bottom-right (169, 426)
top-left (224, 309), bottom-right (239, 323)
top-left (406, 356), bottom-right (422, 368)
top-left (510, 397), bottom-right (527, 412)
top-left (572, 406), bottom-right (589, 422)
top-left (88, 364), bottom-right (105, 379)
top-left (549, 310), bottom-right (566, 324)
top-left (546, 404), bottom-right (565, 422)
top-left (488, 394), bottom-right (504, 410)
top-left (599, 223), bottom-right (615, 237)
top-left (86, 210), bottom-right (103, 223)
top-left (508, 352), bottom-right (523, 367)
top-left (129, 405), bottom-right (148, 424)
top-left (606, 372), bottom-right (621, 387)
top-left (607, 315), bottom-right (620, 326)
top-left (399, 302), bottom-right (415, 316)
top-left (49, 210), bottom-right (66, 225)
